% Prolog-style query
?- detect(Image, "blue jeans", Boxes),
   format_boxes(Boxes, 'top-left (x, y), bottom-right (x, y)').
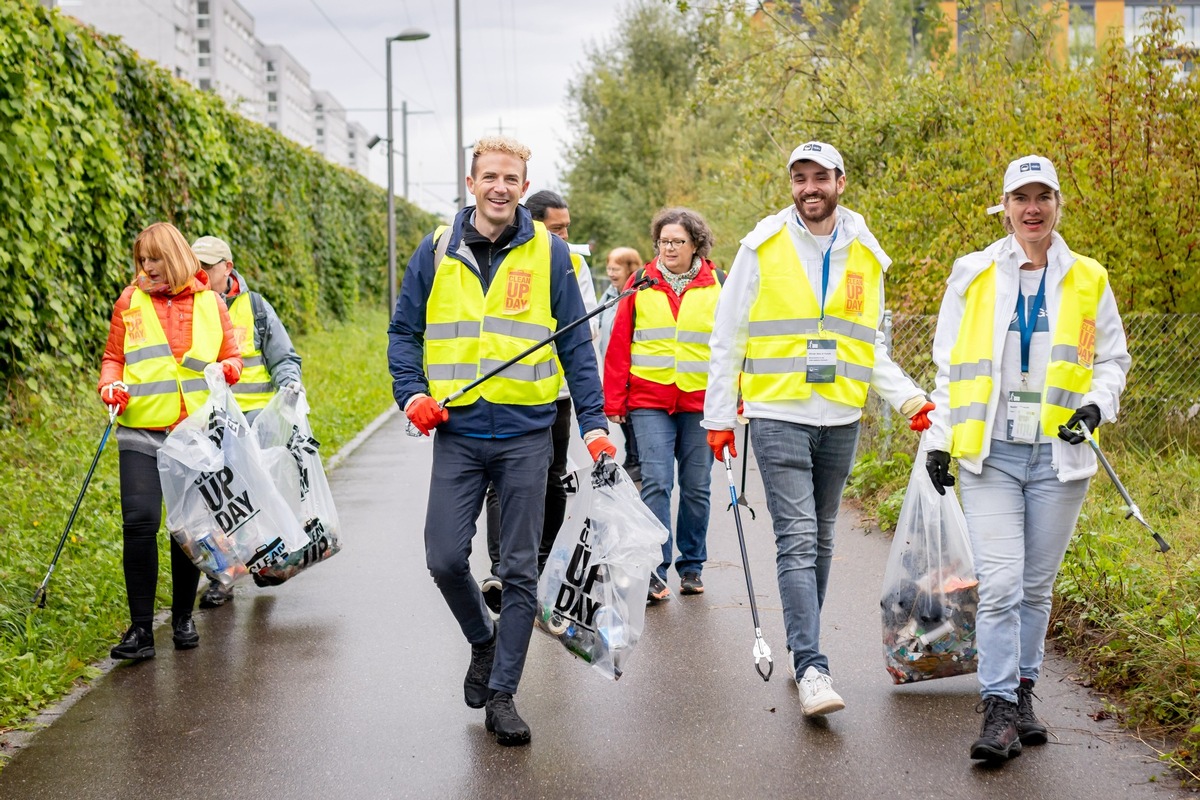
top-left (750, 418), bottom-right (860, 676)
top-left (959, 439), bottom-right (1089, 703)
top-left (629, 409), bottom-right (713, 579)
top-left (424, 429), bottom-right (552, 695)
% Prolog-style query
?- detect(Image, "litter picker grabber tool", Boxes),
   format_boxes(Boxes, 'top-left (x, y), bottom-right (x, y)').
top-left (406, 274), bottom-right (658, 437)
top-left (726, 425), bottom-right (755, 519)
top-left (1059, 422), bottom-right (1171, 553)
top-left (723, 446), bottom-right (773, 680)
top-left (31, 403), bottom-right (119, 608)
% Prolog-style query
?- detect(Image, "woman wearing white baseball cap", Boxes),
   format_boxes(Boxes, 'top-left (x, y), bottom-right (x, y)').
top-left (921, 155), bottom-right (1131, 763)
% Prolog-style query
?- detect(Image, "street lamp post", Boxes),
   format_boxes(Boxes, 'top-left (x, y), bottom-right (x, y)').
top-left (386, 28), bottom-right (430, 313)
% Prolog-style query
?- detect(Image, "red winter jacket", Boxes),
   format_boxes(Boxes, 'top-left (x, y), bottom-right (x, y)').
top-left (603, 258), bottom-right (720, 416)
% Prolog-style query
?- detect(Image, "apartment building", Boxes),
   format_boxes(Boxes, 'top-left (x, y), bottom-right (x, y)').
top-left (45, 0), bottom-right (369, 177)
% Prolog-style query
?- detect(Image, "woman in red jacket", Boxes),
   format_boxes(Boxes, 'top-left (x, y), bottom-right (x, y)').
top-left (604, 208), bottom-right (723, 603)
top-left (98, 222), bottom-right (242, 661)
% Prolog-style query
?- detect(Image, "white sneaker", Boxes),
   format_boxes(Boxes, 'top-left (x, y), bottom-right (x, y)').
top-left (797, 665), bottom-right (845, 717)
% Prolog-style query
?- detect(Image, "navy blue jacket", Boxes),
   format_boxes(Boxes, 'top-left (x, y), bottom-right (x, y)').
top-left (387, 205), bottom-right (607, 438)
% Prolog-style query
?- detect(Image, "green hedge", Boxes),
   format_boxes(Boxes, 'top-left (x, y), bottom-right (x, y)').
top-left (0, 0), bottom-right (438, 398)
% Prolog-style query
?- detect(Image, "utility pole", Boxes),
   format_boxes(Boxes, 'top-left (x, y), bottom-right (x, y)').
top-left (454, 0), bottom-right (465, 208)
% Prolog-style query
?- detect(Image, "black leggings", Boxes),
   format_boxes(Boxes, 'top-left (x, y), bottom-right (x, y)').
top-left (118, 449), bottom-right (199, 625)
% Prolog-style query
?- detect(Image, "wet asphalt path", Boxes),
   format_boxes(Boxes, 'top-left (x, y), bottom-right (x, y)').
top-left (0, 412), bottom-right (1188, 799)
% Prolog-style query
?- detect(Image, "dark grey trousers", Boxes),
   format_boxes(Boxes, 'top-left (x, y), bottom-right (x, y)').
top-left (424, 428), bottom-right (552, 694)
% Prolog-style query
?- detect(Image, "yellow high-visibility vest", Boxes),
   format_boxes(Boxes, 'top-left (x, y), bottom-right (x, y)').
top-left (742, 229), bottom-right (882, 407)
top-left (629, 279), bottom-right (721, 392)
top-left (227, 293), bottom-right (274, 411)
top-left (425, 223), bottom-right (562, 406)
top-left (120, 289), bottom-right (222, 428)
top-left (949, 254), bottom-right (1107, 457)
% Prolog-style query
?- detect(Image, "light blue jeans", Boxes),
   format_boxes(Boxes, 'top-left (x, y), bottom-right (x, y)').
top-left (629, 409), bottom-right (713, 579)
top-left (959, 439), bottom-right (1090, 703)
top-left (750, 418), bottom-right (860, 676)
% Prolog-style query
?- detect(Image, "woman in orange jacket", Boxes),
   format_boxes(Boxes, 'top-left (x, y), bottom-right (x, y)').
top-left (98, 222), bottom-right (242, 661)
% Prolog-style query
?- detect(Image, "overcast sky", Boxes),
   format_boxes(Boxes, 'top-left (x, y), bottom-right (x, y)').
top-left (243, 0), bottom-right (630, 219)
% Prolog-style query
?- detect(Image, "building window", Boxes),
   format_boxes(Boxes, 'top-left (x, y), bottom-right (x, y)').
top-left (268, 91), bottom-right (278, 114)
top-left (199, 78), bottom-right (211, 91)
top-left (1125, 4), bottom-right (1200, 47)
top-left (197, 0), bottom-right (209, 30)
top-left (198, 39), bottom-right (210, 69)
top-left (269, 121), bottom-right (278, 130)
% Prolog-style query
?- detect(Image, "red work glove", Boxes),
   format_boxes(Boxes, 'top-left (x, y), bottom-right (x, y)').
top-left (707, 429), bottom-right (736, 460)
top-left (406, 394), bottom-right (449, 436)
top-left (221, 360), bottom-right (241, 386)
top-left (586, 435), bottom-right (617, 462)
top-left (99, 382), bottom-right (130, 416)
top-left (909, 401), bottom-right (935, 432)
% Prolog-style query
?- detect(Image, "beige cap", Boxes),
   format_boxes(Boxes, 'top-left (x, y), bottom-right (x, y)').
top-left (191, 236), bottom-right (233, 265)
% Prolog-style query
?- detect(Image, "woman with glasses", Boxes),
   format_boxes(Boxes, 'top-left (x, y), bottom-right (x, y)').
top-left (603, 208), bottom-right (724, 603)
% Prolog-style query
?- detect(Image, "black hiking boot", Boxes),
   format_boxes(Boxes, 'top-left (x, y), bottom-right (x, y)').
top-left (1016, 678), bottom-right (1049, 745)
top-left (970, 696), bottom-right (1023, 762)
top-left (110, 625), bottom-right (155, 661)
top-left (199, 579), bottom-right (233, 609)
top-left (485, 691), bottom-right (531, 746)
top-left (172, 615), bottom-right (200, 650)
top-left (464, 628), bottom-right (496, 709)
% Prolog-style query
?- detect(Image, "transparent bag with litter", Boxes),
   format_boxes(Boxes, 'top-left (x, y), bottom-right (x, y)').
top-left (157, 364), bottom-right (308, 586)
top-left (880, 456), bottom-right (979, 684)
top-left (249, 386), bottom-right (341, 586)
top-left (536, 458), bottom-right (668, 680)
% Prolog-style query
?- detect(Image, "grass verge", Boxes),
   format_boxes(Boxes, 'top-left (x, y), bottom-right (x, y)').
top-left (0, 303), bottom-right (392, 747)
top-left (846, 423), bottom-right (1200, 785)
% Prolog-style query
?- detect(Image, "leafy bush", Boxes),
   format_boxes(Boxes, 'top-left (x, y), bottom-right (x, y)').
top-left (0, 0), bottom-right (437, 401)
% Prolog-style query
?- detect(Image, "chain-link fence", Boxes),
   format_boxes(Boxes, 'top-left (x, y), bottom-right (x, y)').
top-left (865, 313), bottom-right (1200, 454)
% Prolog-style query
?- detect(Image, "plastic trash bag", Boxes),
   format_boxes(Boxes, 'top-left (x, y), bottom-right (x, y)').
top-left (880, 457), bottom-right (979, 684)
top-left (249, 386), bottom-right (341, 586)
top-left (536, 457), bottom-right (668, 680)
top-left (158, 364), bottom-right (308, 586)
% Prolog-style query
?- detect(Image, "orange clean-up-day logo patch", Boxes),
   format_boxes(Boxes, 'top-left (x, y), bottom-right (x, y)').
top-left (504, 270), bottom-right (532, 314)
top-left (1078, 318), bottom-right (1096, 368)
top-left (844, 271), bottom-right (865, 315)
top-left (123, 308), bottom-right (147, 346)
top-left (234, 325), bottom-right (251, 352)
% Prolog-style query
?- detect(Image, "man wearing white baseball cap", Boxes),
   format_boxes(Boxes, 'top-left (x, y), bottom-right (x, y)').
top-left (703, 140), bottom-right (933, 718)
top-left (922, 155), bottom-right (1130, 763)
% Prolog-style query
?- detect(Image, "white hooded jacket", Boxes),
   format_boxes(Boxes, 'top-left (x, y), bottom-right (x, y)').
top-left (924, 232), bottom-right (1131, 482)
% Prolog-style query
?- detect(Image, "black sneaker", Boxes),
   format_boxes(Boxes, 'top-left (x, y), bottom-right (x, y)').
top-left (480, 575), bottom-right (503, 615)
top-left (647, 573), bottom-right (672, 604)
top-left (198, 579), bottom-right (233, 609)
top-left (172, 615), bottom-right (200, 650)
top-left (464, 628), bottom-right (496, 709)
top-left (110, 625), bottom-right (155, 660)
top-left (1016, 679), bottom-right (1048, 745)
top-left (970, 696), bottom-right (1023, 762)
top-left (679, 573), bottom-right (704, 595)
top-left (485, 691), bottom-right (531, 746)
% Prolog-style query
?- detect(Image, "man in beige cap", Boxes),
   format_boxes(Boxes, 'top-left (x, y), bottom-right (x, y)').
top-left (191, 235), bottom-right (303, 608)
top-left (702, 141), bottom-right (933, 718)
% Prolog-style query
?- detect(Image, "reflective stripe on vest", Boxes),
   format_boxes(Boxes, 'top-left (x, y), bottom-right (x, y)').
top-left (227, 293), bottom-right (275, 411)
top-left (949, 255), bottom-right (1107, 457)
top-left (628, 280), bottom-right (721, 392)
top-left (425, 223), bottom-right (562, 406)
top-left (120, 289), bottom-right (222, 427)
top-left (742, 229), bottom-right (881, 407)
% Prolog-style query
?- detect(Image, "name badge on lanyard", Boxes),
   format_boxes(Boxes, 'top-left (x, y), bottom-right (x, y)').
top-left (807, 338), bottom-right (837, 383)
top-left (1006, 390), bottom-right (1040, 442)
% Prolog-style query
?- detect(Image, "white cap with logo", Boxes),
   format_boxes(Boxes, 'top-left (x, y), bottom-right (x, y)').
top-left (1003, 155), bottom-right (1060, 193)
top-left (787, 141), bottom-right (845, 176)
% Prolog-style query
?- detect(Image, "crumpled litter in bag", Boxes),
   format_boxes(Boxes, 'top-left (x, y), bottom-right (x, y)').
top-left (249, 387), bottom-right (341, 586)
top-left (157, 364), bottom-right (308, 585)
top-left (880, 456), bottom-right (979, 684)
top-left (536, 458), bottom-right (668, 680)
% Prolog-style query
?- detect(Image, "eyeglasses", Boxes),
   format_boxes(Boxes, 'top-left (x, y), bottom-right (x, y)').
top-left (657, 238), bottom-right (689, 250)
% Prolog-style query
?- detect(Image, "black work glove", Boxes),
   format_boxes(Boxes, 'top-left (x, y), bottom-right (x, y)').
top-left (925, 450), bottom-right (955, 496)
top-left (1057, 403), bottom-right (1102, 445)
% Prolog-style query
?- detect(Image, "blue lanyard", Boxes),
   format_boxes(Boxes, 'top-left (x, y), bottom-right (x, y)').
top-left (819, 228), bottom-right (839, 322)
top-left (1016, 269), bottom-right (1047, 375)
